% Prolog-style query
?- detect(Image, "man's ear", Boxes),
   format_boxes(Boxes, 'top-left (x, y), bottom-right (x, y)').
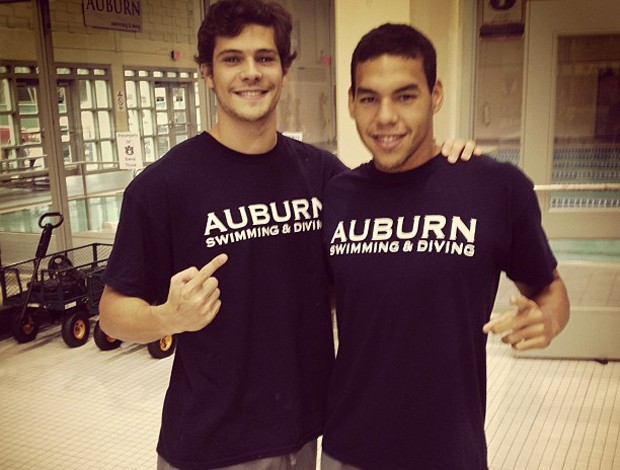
top-left (201, 63), bottom-right (214, 89)
top-left (348, 87), bottom-right (355, 118)
top-left (432, 79), bottom-right (444, 114)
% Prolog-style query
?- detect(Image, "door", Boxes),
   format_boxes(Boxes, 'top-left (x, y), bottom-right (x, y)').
top-left (154, 83), bottom-right (193, 156)
top-left (56, 82), bottom-right (81, 167)
top-left (522, 0), bottom-right (620, 238)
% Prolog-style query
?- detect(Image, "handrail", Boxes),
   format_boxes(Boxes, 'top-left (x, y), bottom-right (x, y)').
top-left (535, 183), bottom-right (620, 192)
top-left (0, 188), bottom-right (125, 215)
top-left (0, 160), bottom-right (121, 173)
top-left (66, 189), bottom-right (124, 202)
top-left (64, 161), bottom-right (121, 168)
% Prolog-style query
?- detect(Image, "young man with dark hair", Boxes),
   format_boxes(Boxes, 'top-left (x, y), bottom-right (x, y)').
top-left (100, 2), bottom-right (476, 468)
top-left (101, 1), bottom-right (343, 468)
top-left (320, 23), bottom-right (570, 470)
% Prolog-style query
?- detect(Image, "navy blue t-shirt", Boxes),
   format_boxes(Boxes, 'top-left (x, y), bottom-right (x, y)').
top-left (103, 132), bottom-right (346, 469)
top-left (321, 155), bottom-right (557, 470)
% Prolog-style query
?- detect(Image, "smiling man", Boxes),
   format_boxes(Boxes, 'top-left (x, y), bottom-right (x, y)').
top-left (350, 55), bottom-right (441, 173)
top-left (205, 23), bottom-right (286, 145)
top-left (100, 1), bottom-right (346, 469)
top-left (320, 24), bottom-right (570, 470)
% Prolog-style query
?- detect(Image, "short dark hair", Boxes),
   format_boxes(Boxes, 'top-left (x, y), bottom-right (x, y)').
top-left (195, 0), bottom-right (297, 73)
top-left (350, 23), bottom-right (437, 94)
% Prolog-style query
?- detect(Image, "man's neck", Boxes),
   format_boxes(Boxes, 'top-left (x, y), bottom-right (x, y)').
top-left (209, 116), bottom-right (278, 155)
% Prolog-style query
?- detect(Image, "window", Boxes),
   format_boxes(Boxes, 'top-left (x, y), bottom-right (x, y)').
top-left (0, 63), bottom-right (44, 172)
top-left (552, 34), bottom-right (620, 209)
top-left (55, 64), bottom-right (115, 171)
top-left (124, 67), bottom-right (201, 163)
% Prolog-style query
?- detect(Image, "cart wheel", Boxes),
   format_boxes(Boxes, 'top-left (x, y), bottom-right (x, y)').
top-left (61, 309), bottom-right (91, 348)
top-left (11, 309), bottom-right (39, 343)
top-left (147, 334), bottom-right (177, 359)
top-left (93, 320), bottom-right (122, 351)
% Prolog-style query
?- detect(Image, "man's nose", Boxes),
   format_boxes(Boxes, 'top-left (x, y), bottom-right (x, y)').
top-left (240, 59), bottom-right (262, 82)
top-left (376, 99), bottom-right (397, 125)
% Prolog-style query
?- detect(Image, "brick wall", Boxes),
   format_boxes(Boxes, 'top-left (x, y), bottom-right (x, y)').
top-left (0, 0), bottom-right (201, 67)
top-left (0, 0), bottom-right (204, 134)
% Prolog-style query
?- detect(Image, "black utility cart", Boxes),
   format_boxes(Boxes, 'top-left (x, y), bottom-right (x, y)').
top-left (0, 213), bottom-right (112, 347)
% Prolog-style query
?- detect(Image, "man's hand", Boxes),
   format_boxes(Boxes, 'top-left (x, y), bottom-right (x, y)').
top-left (158, 253), bottom-right (228, 335)
top-left (441, 138), bottom-right (482, 164)
top-left (482, 294), bottom-right (556, 350)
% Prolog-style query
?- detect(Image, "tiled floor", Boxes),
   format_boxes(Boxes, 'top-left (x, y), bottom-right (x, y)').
top-left (486, 334), bottom-right (620, 470)
top-left (0, 261), bottom-right (618, 469)
top-left (0, 330), bottom-right (168, 469)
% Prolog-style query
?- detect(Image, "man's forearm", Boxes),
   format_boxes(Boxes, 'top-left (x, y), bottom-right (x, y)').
top-left (519, 269), bottom-right (570, 339)
top-left (99, 285), bottom-right (172, 344)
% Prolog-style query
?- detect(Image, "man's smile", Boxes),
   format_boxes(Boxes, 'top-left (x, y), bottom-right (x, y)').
top-left (234, 89), bottom-right (268, 98)
top-left (372, 133), bottom-right (406, 150)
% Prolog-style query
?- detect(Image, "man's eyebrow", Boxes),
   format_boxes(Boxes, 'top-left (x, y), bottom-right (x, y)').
top-left (355, 83), bottom-right (421, 95)
top-left (355, 87), bottom-right (377, 95)
top-left (216, 48), bottom-right (278, 57)
top-left (393, 84), bottom-right (421, 94)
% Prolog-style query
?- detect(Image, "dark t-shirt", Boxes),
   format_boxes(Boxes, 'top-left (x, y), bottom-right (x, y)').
top-left (321, 155), bottom-right (557, 470)
top-left (103, 132), bottom-right (346, 469)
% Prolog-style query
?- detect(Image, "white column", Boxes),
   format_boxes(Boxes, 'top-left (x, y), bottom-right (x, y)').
top-left (33, 0), bottom-right (73, 250)
top-left (334, 0), bottom-right (410, 169)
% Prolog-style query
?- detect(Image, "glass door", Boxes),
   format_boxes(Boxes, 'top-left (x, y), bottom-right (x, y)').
top-left (171, 84), bottom-right (191, 143)
top-left (154, 83), bottom-right (192, 155)
top-left (0, 74), bottom-right (53, 235)
top-left (126, 71), bottom-right (201, 162)
top-left (57, 83), bottom-right (80, 168)
top-left (522, 0), bottom-right (620, 238)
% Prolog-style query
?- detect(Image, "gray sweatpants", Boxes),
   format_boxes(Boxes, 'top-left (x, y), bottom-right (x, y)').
top-left (157, 440), bottom-right (318, 470)
top-left (319, 452), bottom-right (362, 470)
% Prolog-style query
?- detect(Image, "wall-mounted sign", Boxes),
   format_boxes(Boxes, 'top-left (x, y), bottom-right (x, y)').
top-left (480, 0), bottom-right (525, 38)
top-left (115, 90), bottom-right (125, 111)
top-left (83, 0), bottom-right (142, 32)
top-left (116, 132), bottom-right (143, 170)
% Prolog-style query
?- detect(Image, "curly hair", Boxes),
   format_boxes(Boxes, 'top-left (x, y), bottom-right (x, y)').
top-left (195, 0), bottom-right (297, 73)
